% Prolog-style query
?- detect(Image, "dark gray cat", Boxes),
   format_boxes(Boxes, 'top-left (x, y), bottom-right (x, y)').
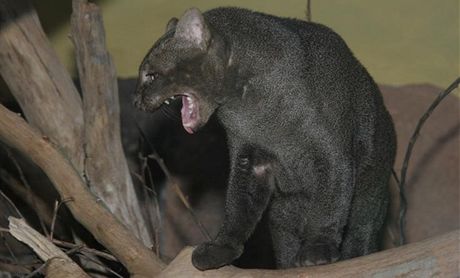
top-left (134, 7), bottom-right (396, 270)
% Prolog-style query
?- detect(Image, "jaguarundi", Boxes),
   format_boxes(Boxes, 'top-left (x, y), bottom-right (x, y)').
top-left (134, 7), bottom-right (396, 270)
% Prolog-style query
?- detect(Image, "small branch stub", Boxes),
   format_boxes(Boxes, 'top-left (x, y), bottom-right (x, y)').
top-left (8, 217), bottom-right (89, 278)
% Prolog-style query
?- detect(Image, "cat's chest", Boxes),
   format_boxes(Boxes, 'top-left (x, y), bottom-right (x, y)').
top-left (217, 99), bottom-right (268, 141)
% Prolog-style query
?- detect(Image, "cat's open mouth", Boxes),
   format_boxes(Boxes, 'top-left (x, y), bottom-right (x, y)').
top-left (180, 94), bottom-right (200, 134)
top-left (146, 93), bottom-right (201, 134)
top-left (134, 88), bottom-right (209, 135)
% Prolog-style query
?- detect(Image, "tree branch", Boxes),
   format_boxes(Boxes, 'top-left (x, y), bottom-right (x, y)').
top-left (70, 0), bottom-right (152, 247)
top-left (45, 257), bottom-right (88, 278)
top-left (0, 104), bottom-right (165, 277)
top-left (0, 0), bottom-right (84, 172)
top-left (398, 77), bottom-right (460, 245)
top-left (0, 168), bottom-right (53, 233)
top-left (159, 230), bottom-right (459, 277)
top-left (8, 217), bottom-right (89, 278)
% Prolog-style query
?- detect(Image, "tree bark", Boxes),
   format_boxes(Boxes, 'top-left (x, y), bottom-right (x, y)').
top-left (70, 0), bottom-right (152, 247)
top-left (46, 257), bottom-right (89, 278)
top-left (0, 104), bottom-right (165, 277)
top-left (159, 230), bottom-right (459, 277)
top-left (8, 217), bottom-right (89, 278)
top-left (0, 0), bottom-right (84, 172)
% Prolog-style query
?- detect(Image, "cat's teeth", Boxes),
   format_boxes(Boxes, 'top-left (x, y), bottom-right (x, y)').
top-left (170, 96), bottom-right (175, 99)
top-left (164, 100), bottom-right (170, 105)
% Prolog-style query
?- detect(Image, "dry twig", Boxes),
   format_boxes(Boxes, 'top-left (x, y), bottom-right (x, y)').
top-left (70, 0), bottom-right (152, 247)
top-left (49, 198), bottom-right (72, 241)
top-left (8, 217), bottom-right (89, 278)
top-left (305, 0), bottom-right (312, 21)
top-left (137, 150), bottom-right (162, 256)
top-left (137, 125), bottom-right (212, 241)
top-left (0, 189), bottom-right (23, 219)
top-left (398, 77), bottom-right (460, 245)
top-left (0, 168), bottom-right (52, 234)
top-left (52, 239), bottom-right (117, 262)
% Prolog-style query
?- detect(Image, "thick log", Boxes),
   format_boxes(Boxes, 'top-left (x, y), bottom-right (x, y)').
top-left (70, 0), bottom-right (152, 247)
top-left (159, 230), bottom-right (459, 277)
top-left (0, 104), bottom-right (165, 277)
top-left (0, 0), bottom-right (84, 172)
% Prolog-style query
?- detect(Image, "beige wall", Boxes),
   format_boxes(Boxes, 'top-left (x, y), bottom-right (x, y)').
top-left (43, 0), bottom-right (458, 87)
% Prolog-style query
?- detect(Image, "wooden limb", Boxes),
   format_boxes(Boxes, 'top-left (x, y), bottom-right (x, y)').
top-left (0, 0), bottom-right (84, 172)
top-left (8, 217), bottom-right (89, 278)
top-left (0, 105), bottom-right (165, 277)
top-left (306, 0), bottom-right (312, 21)
top-left (52, 239), bottom-right (118, 262)
top-left (140, 128), bottom-right (212, 243)
top-left (398, 77), bottom-right (460, 245)
top-left (159, 230), bottom-right (459, 277)
top-left (46, 257), bottom-right (88, 278)
top-left (70, 0), bottom-right (152, 247)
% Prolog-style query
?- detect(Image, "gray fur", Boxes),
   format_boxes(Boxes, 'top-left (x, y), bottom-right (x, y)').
top-left (134, 7), bottom-right (396, 270)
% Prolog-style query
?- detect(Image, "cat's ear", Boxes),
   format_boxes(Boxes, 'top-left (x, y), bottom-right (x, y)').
top-left (165, 17), bottom-right (178, 33)
top-left (174, 8), bottom-right (210, 50)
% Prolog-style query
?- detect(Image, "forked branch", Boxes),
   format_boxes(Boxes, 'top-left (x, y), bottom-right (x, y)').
top-left (0, 104), bottom-right (165, 277)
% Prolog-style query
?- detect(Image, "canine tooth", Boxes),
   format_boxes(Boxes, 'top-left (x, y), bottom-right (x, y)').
top-left (164, 100), bottom-right (170, 105)
top-left (170, 96), bottom-right (175, 99)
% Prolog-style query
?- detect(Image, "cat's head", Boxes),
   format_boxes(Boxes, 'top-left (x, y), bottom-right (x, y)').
top-left (134, 8), bottom-right (228, 134)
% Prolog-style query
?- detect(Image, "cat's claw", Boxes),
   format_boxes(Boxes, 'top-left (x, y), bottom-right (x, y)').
top-left (294, 242), bottom-right (340, 267)
top-left (192, 242), bottom-right (243, 270)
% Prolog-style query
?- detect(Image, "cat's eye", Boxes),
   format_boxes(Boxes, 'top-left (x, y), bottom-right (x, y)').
top-left (145, 72), bottom-right (160, 82)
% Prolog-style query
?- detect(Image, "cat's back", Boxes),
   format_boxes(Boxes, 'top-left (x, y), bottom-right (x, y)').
top-left (204, 7), bottom-right (349, 52)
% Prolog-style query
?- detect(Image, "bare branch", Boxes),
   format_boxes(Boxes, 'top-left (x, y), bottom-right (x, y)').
top-left (137, 151), bottom-right (162, 256)
top-left (8, 217), bottom-right (89, 278)
top-left (45, 257), bottom-right (89, 278)
top-left (0, 0), bottom-right (84, 172)
top-left (49, 198), bottom-right (71, 241)
top-left (398, 77), bottom-right (460, 245)
top-left (74, 253), bottom-right (124, 278)
top-left (305, 0), bottom-right (312, 21)
top-left (70, 0), bottom-right (153, 247)
top-left (0, 104), bottom-right (165, 277)
top-left (159, 230), bottom-right (459, 277)
top-left (0, 166), bottom-right (52, 235)
top-left (2, 226), bottom-right (118, 262)
top-left (52, 239), bottom-right (118, 262)
top-left (148, 153), bottom-right (212, 242)
top-left (0, 189), bottom-right (23, 219)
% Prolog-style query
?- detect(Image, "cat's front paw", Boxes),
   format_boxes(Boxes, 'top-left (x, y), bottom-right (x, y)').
top-left (294, 242), bottom-right (340, 267)
top-left (192, 242), bottom-right (243, 270)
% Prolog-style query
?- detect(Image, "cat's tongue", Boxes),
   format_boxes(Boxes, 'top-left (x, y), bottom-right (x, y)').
top-left (181, 95), bottom-right (198, 134)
